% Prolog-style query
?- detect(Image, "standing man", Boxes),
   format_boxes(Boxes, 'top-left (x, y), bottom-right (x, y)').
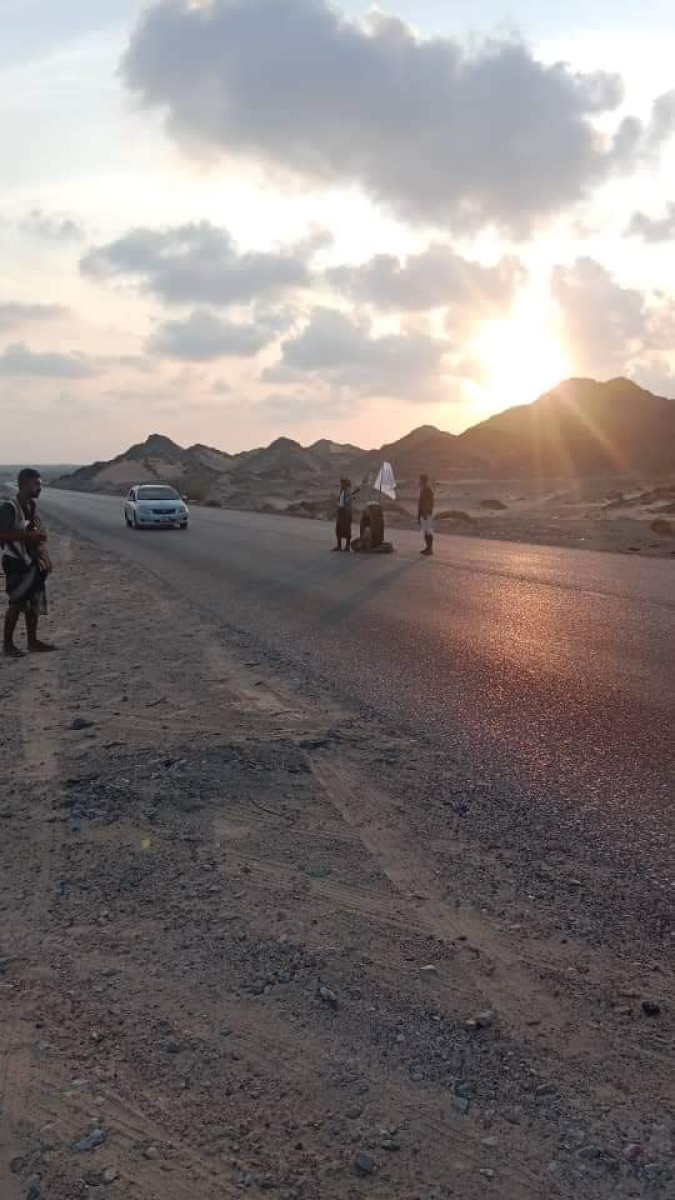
top-left (1, 469), bottom-right (54, 658)
top-left (418, 474), bottom-right (435, 557)
top-left (333, 477), bottom-right (355, 552)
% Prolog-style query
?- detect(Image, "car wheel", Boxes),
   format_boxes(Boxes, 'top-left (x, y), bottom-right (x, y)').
top-left (133, 513), bottom-right (140, 530)
top-left (179, 522), bottom-right (188, 530)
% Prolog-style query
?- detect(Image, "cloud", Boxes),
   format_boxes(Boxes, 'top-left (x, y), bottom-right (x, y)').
top-left (266, 307), bottom-right (447, 398)
top-left (627, 203), bottom-right (675, 242)
top-left (122, 0), bottom-right (675, 234)
top-left (328, 246), bottom-right (524, 321)
top-left (116, 354), bottom-right (156, 373)
top-left (81, 221), bottom-right (310, 306)
top-left (147, 308), bottom-right (275, 360)
top-left (0, 301), bottom-right (68, 330)
top-left (551, 257), bottom-right (675, 379)
top-left (0, 342), bottom-right (102, 379)
top-left (259, 387), bottom-right (337, 422)
top-left (20, 209), bottom-right (85, 242)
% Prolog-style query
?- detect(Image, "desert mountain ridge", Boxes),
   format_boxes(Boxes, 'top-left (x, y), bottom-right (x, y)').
top-left (51, 377), bottom-right (675, 511)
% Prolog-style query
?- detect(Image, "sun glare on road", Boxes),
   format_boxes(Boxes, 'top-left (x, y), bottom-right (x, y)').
top-left (472, 291), bottom-right (571, 420)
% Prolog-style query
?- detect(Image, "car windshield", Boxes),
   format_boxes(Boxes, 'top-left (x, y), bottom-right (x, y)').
top-left (137, 487), bottom-right (179, 501)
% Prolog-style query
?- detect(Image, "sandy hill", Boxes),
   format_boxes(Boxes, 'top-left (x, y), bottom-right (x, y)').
top-left (51, 433), bottom-right (233, 497)
top-left (458, 377), bottom-right (675, 478)
top-left (357, 424), bottom-right (486, 480)
top-left (51, 378), bottom-right (675, 511)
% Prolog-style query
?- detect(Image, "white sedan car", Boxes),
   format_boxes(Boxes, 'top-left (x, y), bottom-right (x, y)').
top-left (124, 484), bottom-right (189, 530)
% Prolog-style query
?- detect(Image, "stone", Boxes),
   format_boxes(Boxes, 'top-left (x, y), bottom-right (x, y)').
top-left (453, 1095), bottom-right (471, 1115)
top-left (535, 1084), bottom-right (558, 1100)
top-left (102, 1167), bottom-right (119, 1184)
top-left (353, 1153), bottom-right (376, 1176)
top-left (317, 985), bottom-right (339, 1010)
top-left (143, 1146), bottom-right (160, 1160)
top-left (165, 1038), bottom-right (182, 1054)
top-left (475, 1010), bottom-right (494, 1029)
top-left (641, 1001), bottom-right (661, 1017)
top-left (454, 1081), bottom-right (474, 1099)
top-left (73, 1128), bottom-right (106, 1153)
top-left (71, 718), bottom-right (94, 731)
top-left (419, 964), bottom-right (438, 977)
top-left (577, 1145), bottom-right (601, 1161)
top-left (26, 1178), bottom-right (42, 1200)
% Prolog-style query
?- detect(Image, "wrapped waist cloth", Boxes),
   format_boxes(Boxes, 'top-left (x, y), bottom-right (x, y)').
top-left (2, 556), bottom-right (49, 613)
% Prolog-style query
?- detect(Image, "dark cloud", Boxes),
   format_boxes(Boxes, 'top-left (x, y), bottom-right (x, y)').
top-left (627, 203), bottom-right (675, 242)
top-left (0, 301), bottom-right (68, 330)
top-left (147, 308), bottom-right (275, 360)
top-left (328, 247), bottom-right (524, 319)
top-left (81, 221), bottom-right (310, 306)
top-left (551, 257), bottom-right (675, 378)
top-left (266, 307), bottom-right (447, 398)
top-left (0, 342), bottom-right (102, 379)
top-left (122, 0), bottom-right (675, 234)
top-left (20, 210), bottom-right (85, 242)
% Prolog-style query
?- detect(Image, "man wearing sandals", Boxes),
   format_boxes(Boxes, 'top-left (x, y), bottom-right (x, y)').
top-left (1, 468), bottom-right (55, 658)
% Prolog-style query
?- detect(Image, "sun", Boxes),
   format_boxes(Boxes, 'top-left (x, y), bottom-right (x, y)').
top-left (469, 290), bottom-right (571, 421)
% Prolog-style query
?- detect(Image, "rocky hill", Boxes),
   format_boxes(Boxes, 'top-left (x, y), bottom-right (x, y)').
top-left (457, 377), bottom-right (675, 478)
top-left (50, 378), bottom-right (675, 514)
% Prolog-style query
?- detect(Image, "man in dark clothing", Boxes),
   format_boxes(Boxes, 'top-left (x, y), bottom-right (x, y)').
top-left (418, 474), bottom-right (435, 556)
top-left (333, 477), bottom-right (356, 552)
top-left (0, 468), bottom-right (54, 658)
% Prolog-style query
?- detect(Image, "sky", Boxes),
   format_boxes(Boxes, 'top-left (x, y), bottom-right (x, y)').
top-left (2, 0), bottom-right (675, 462)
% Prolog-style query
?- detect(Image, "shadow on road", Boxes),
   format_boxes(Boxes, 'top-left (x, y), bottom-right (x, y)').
top-left (318, 554), bottom-right (422, 625)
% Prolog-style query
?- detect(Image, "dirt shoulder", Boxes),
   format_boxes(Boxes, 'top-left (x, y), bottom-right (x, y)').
top-left (0, 531), bottom-right (673, 1200)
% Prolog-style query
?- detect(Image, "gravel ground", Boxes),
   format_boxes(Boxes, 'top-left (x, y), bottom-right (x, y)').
top-left (0, 530), bottom-right (673, 1200)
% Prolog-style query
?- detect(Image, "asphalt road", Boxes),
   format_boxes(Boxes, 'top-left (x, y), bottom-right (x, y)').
top-left (43, 489), bottom-right (675, 883)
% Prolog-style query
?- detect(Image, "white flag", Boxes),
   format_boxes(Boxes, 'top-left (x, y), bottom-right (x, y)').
top-left (374, 461), bottom-right (396, 500)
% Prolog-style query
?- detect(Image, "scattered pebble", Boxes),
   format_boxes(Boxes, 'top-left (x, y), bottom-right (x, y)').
top-left (73, 1128), bottom-right (106, 1153)
top-left (467, 1009), bottom-right (494, 1030)
top-left (353, 1152), bottom-right (376, 1176)
top-left (317, 984), bottom-right (339, 1010)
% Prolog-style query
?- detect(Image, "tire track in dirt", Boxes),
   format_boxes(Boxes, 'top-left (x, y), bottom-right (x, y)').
top-left (310, 757), bottom-right (611, 1061)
